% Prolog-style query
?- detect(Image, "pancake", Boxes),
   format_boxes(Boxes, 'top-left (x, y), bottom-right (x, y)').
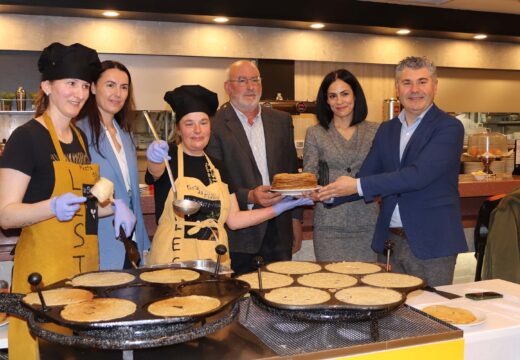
top-left (61, 298), bottom-right (136, 322)
top-left (237, 272), bottom-right (294, 290)
top-left (139, 269), bottom-right (200, 284)
top-left (297, 272), bottom-right (357, 289)
top-left (265, 286), bottom-right (331, 306)
top-left (266, 261), bottom-right (321, 275)
top-left (90, 177), bottom-right (114, 203)
top-left (148, 295), bottom-right (221, 317)
top-left (361, 272), bottom-right (423, 288)
top-left (23, 288), bottom-right (94, 306)
top-left (271, 172), bottom-right (317, 190)
top-left (325, 261), bottom-right (381, 275)
top-left (335, 286), bottom-right (403, 306)
top-left (422, 305), bottom-right (477, 324)
top-left (71, 271), bottom-right (135, 287)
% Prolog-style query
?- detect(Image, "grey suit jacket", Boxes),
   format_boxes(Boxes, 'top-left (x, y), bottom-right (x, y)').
top-left (205, 104), bottom-right (298, 254)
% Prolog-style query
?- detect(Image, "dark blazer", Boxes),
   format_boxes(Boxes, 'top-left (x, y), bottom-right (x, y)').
top-left (334, 104), bottom-right (467, 259)
top-left (205, 103), bottom-right (298, 254)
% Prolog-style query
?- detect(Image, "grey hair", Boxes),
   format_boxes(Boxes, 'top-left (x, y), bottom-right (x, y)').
top-left (395, 56), bottom-right (437, 80)
top-left (225, 59), bottom-right (259, 81)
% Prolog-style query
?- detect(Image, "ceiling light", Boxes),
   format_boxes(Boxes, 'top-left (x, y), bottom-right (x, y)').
top-left (213, 17), bottom-right (229, 23)
top-left (102, 10), bottom-right (120, 17)
top-left (310, 23), bottom-right (325, 29)
top-left (473, 34), bottom-right (487, 40)
top-left (396, 29), bottom-right (411, 35)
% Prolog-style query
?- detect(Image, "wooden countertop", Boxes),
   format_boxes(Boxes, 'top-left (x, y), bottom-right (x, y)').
top-left (458, 174), bottom-right (520, 197)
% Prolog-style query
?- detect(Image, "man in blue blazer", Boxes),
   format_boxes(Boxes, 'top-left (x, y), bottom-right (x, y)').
top-left (318, 56), bottom-right (467, 286)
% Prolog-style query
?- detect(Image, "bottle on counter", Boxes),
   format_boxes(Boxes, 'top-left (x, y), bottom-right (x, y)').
top-left (513, 139), bottom-right (520, 176)
top-left (16, 86), bottom-right (26, 111)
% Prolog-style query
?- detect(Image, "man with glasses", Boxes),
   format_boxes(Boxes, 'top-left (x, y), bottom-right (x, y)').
top-left (206, 60), bottom-right (301, 275)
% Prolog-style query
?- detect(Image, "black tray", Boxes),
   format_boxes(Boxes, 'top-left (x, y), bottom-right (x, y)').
top-left (19, 268), bottom-right (250, 330)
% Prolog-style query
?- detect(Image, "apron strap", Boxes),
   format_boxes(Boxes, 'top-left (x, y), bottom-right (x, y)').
top-left (43, 112), bottom-right (66, 162)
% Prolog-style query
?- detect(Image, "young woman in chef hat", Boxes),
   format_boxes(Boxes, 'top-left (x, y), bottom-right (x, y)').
top-left (0, 43), bottom-right (135, 359)
top-left (145, 85), bottom-right (312, 266)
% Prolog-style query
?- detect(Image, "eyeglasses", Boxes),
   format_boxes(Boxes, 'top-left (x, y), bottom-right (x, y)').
top-left (227, 76), bottom-right (262, 87)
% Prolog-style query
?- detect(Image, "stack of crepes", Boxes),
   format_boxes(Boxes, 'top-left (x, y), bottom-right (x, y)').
top-left (271, 172), bottom-right (317, 190)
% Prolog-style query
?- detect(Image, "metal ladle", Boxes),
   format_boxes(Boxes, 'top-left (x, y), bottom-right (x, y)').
top-left (143, 111), bottom-right (201, 216)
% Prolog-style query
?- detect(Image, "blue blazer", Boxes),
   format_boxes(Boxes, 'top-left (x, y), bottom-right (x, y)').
top-left (334, 104), bottom-right (467, 259)
top-left (76, 118), bottom-right (150, 269)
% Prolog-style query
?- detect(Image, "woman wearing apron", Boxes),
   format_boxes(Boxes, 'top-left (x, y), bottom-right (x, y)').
top-left (145, 85), bottom-right (311, 266)
top-left (0, 43), bottom-right (135, 359)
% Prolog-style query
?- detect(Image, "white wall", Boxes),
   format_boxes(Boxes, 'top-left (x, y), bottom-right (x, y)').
top-left (99, 54), bottom-right (239, 110)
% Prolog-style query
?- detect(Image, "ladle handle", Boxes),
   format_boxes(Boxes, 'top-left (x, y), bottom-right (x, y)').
top-left (143, 111), bottom-right (177, 195)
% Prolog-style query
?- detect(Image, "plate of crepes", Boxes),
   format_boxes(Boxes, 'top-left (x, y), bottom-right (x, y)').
top-left (270, 172), bottom-right (319, 196)
top-left (420, 304), bottom-right (486, 327)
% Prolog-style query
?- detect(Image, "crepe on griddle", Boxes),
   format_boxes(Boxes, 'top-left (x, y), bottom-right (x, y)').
top-left (266, 261), bottom-right (321, 275)
top-left (61, 298), bottom-right (136, 322)
top-left (265, 286), bottom-right (331, 305)
top-left (71, 271), bottom-right (135, 287)
top-left (325, 261), bottom-right (381, 275)
top-left (148, 295), bottom-right (221, 317)
top-left (237, 271), bottom-right (293, 290)
top-left (23, 288), bottom-right (94, 306)
top-left (297, 272), bottom-right (357, 289)
top-left (335, 286), bottom-right (403, 306)
top-left (361, 272), bottom-right (423, 288)
top-left (139, 268), bottom-right (200, 284)
top-left (271, 172), bottom-right (317, 190)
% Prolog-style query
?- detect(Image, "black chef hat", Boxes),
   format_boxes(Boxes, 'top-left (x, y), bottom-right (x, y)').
top-left (38, 42), bottom-right (101, 83)
top-left (164, 85), bottom-right (219, 122)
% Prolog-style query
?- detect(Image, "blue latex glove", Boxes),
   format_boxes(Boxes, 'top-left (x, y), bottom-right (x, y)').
top-left (273, 196), bottom-right (314, 216)
top-left (146, 140), bottom-right (170, 163)
top-left (113, 199), bottom-right (136, 238)
top-left (50, 193), bottom-right (86, 221)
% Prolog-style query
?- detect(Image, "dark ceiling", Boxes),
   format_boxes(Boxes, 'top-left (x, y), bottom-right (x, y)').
top-left (0, 0), bottom-right (519, 43)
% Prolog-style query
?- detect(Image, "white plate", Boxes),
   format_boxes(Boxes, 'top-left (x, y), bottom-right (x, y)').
top-left (454, 307), bottom-right (486, 328)
top-left (270, 187), bottom-right (319, 196)
top-left (419, 304), bottom-right (486, 327)
top-left (0, 318), bottom-right (8, 327)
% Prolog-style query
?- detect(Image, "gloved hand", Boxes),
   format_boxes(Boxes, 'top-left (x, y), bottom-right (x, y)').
top-left (50, 193), bottom-right (86, 221)
top-left (272, 197), bottom-right (314, 216)
top-left (146, 140), bottom-right (170, 163)
top-left (113, 199), bottom-right (136, 238)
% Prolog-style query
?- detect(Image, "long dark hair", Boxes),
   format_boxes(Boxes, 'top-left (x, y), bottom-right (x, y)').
top-left (78, 60), bottom-right (136, 156)
top-left (315, 69), bottom-right (368, 130)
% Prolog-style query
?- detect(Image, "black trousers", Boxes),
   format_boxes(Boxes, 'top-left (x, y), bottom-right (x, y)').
top-left (230, 219), bottom-right (291, 276)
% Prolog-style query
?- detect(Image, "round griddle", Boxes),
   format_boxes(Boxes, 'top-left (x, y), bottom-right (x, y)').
top-left (245, 261), bottom-right (424, 322)
top-left (0, 267), bottom-right (249, 350)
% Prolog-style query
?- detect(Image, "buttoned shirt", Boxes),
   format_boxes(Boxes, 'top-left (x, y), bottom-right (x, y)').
top-left (231, 103), bottom-right (270, 209)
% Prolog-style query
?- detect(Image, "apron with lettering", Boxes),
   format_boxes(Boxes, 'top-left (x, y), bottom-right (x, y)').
top-left (147, 144), bottom-right (230, 266)
top-left (9, 113), bottom-right (99, 360)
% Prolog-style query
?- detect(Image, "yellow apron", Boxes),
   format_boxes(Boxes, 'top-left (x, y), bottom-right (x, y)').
top-left (147, 144), bottom-right (230, 266)
top-left (9, 113), bottom-right (99, 360)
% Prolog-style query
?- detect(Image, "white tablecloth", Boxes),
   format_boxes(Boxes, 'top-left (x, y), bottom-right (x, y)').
top-left (406, 279), bottom-right (520, 360)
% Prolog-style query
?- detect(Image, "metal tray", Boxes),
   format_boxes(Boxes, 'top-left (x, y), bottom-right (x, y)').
top-left (19, 267), bottom-right (249, 330)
